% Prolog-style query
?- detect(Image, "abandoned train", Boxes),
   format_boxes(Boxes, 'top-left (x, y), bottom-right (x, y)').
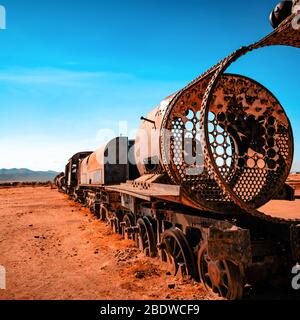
top-left (55, 2), bottom-right (300, 299)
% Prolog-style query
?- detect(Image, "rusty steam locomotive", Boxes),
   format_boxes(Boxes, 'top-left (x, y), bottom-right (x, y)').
top-left (56, 1), bottom-right (300, 299)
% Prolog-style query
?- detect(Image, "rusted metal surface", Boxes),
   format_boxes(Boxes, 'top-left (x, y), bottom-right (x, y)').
top-left (54, 172), bottom-right (65, 189)
top-left (207, 227), bottom-right (252, 266)
top-left (270, 1), bottom-right (293, 28)
top-left (80, 137), bottom-right (135, 186)
top-left (287, 175), bottom-right (300, 198)
top-left (105, 179), bottom-right (181, 202)
top-left (135, 8), bottom-right (299, 221)
top-left (135, 94), bottom-right (176, 176)
top-left (195, 12), bottom-right (299, 220)
top-left (65, 151), bottom-right (93, 194)
top-left (290, 224), bottom-right (300, 260)
top-left (273, 183), bottom-right (295, 200)
top-left (198, 242), bottom-right (244, 299)
top-left (162, 74), bottom-right (293, 215)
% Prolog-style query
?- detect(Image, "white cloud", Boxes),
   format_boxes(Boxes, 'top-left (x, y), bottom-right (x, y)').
top-left (0, 67), bottom-right (185, 171)
top-left (0, 67), bottom-right (134, 86)
top-left (0, 135), bottom-right (99, 172)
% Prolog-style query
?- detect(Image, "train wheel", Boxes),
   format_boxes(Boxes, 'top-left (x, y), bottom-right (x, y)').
top-left (122, 213), bottom-right (135, 240)
top-left (137, 217), bottom-right (157, 257)
top-left (74, 192), bottom-right (79, 202)
top-left (198, 243), bottom-right (244, 300)
top-left (109, 213), bottom-right (120, 234)
top-left (99, 204), bottom-right (108, 221)
top-left (160, 228), bottom-right (197, 279)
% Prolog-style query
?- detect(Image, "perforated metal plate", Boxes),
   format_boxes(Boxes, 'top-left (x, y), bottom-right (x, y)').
top-left (161, 12), bottom-right (299, 217)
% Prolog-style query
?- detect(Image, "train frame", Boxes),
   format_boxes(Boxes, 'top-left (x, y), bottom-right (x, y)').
top-left (58, 149), bottom-right (300, 300)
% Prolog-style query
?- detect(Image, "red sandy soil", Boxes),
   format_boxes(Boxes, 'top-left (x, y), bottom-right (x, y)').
top-left (260, 199), bottom-right (300, 220)
top-left (259, 174), bottom-right (300, 219)
top-left (0, 186), bottom-right (215, 300)
top-left (288, 173), bottom-right (300, 181)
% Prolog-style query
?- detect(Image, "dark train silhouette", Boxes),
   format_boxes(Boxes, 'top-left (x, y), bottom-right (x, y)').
top-left (55, 1), bottom-right (300, 299)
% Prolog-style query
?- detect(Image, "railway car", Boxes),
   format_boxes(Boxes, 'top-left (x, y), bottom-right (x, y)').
top-left (57, 1), bottom-right (300, 299)
top-left (54, 172), bottom-right (65, 191)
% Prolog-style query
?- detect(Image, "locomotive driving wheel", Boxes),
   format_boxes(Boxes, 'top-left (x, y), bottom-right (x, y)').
top-left (99, 204), bottom-right (108, 221)
top-left (198, 243), bottom-right (244, 300)
top-left (160, 228), bottom-right (197, 279)
top-left (137, 217), bottom-right (157, 257)
top-left (122, 213), bottom-right (135, 240)
top-left (109, 212), bottom-right (121, 234)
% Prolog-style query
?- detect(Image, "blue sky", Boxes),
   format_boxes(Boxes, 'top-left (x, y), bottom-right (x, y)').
top-left (0, 0), bottom-right (299, 171)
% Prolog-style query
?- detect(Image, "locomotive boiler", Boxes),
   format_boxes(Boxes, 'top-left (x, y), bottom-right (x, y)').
top-left (56, 1), bottom-right (300, 300)
top-left (134, 74), bottom-right (293, 215)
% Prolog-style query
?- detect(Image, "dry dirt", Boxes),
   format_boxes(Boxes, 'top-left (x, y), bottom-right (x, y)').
top-left (0, 186), bottom-right (215, 300)
top-left (260, 174), bottom-right (300, 220)
top-left (261, 199), bottom-right (300, 220)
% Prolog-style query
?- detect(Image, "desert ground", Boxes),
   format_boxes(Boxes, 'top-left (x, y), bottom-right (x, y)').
top-left (0, 185), bottom-right (299, 300)
top-left (260, 174), bottom-right (300, 219)
top-left (0, 186), bottom-right (216, 300)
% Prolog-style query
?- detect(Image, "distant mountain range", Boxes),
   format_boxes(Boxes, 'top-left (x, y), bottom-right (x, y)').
top-left (0, 168), bottom-right (60, 182)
